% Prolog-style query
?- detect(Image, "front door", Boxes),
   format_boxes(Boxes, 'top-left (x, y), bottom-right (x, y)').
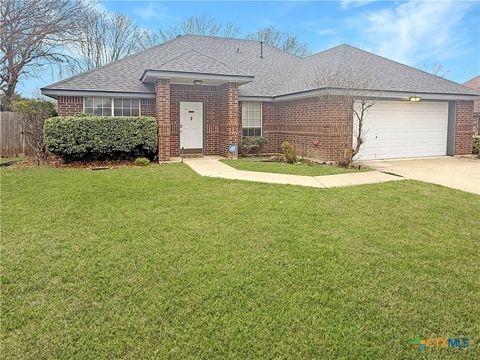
top-left (180, 102), bottom-right (203, 151)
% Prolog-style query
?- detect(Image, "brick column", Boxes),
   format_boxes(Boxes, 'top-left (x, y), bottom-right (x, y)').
top-left (454, 100), bottom-right (474, 155)
top-left (155, 79), bottom-right (171, 161)
top-left (224, 82), bottom-right (240, 156)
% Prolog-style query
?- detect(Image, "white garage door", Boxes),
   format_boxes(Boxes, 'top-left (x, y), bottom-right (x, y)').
top-left (354, 101), bottom-right (448, 160)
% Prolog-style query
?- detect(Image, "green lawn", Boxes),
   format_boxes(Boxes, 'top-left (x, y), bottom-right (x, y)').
top-left (221, 159), bottom-right (364, 176)
top-left (1, 164), bottom-right (479, 359)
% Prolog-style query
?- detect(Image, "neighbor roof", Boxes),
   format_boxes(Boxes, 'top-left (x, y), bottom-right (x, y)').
top-left (43, 34), bottom-right (479, 99)
top-left (463, 76), bottom-right (480, 113)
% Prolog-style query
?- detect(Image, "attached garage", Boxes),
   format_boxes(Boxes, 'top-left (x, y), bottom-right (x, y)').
top-left (354, 101), bottom-right (449, 160)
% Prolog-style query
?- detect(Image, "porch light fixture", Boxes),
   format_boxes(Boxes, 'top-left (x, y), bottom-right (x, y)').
top-left (193, 80), bottom-right (203, 86)
top-left (409, 96), bottom-right (421, 102)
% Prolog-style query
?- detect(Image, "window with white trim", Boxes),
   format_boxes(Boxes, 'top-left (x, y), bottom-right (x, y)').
top-left (114, 98), bottom-right (140, 116)
top-left (242, 102), bottom-right (262, 137)
top-left (85, 97), bottom-right (111, 116)
top-left (84, 97), bottom-right (140, 116)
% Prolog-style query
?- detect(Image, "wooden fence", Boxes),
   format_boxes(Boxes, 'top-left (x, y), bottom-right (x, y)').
top-left (0, 111), bottom-right (33, 156)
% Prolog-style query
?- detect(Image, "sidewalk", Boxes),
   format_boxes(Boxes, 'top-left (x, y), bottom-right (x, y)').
top-left (184, 157), bottom-right (404, 189)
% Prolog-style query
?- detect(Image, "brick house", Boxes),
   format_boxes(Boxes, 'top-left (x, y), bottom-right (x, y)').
top-left (42, 35), bottom-right (479, 161)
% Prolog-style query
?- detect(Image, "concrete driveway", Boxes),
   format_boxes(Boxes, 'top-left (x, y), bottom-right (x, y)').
top-left (365, 157), bottom-right (480, 195)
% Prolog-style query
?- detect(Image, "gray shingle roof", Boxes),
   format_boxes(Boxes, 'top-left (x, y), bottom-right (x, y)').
top-left (152, 49), bottom-right (252, 76)
top-left (44, 34), bottom-right (479, 98)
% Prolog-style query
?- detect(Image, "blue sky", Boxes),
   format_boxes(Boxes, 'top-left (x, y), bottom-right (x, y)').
top-left (22, 0), bottom-right (480, 97)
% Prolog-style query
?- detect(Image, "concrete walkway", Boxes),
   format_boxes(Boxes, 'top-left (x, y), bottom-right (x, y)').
top-left (184, 157), bottom-right (404, 189)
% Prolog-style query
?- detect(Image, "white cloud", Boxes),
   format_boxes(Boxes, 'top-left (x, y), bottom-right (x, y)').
top-left (341, 0), bottom-right (376, 10)
top-left (317, 29), bottom-right (335, 35)
top-left (133, 2), bottom-right (168, 20)
top-left (361, 1), bottom-right (473, 65)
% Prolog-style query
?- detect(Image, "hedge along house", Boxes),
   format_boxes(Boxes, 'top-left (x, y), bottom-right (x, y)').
top-left (41, 34), bottom-right (479, 162)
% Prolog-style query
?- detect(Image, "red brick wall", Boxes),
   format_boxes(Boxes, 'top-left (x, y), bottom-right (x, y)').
top-left (217, 83), bottom-right (239, 157)
top-left (156, 79), bottom-right (171, 161)
top-left (57, 96), bottom-right (83, 116)
top-left (56, 94), bottom-right (475, 161)
top-left (141, 99), bottom-right (155, 116)
top-left (170, 84), bottom-right (218, 156)
top-left (261, 102), bottom-right (279, 153)
top-left (259, 97), bottom-right (351, 161)
top-left (170, 83), bottom-right (239, 157)
top-left (455, 100), bottom-right (474, 155)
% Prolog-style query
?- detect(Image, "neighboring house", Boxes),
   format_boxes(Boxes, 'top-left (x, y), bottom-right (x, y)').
top-left (41, 34), bottom-right (479, 161)
top-left (463, 76), bottom-right (480, 134)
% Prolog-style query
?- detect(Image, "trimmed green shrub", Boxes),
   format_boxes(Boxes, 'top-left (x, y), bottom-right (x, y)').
top-left (44, 116), bottom-right (157, 161)
top-left (281, 141), bottom-right (297, 163)
top-left (135, 157), bottom-right (150, 166)
top-left (473, 136), bottom-right (480, 157)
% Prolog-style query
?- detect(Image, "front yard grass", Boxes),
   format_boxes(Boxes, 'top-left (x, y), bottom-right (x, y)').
top-left (1, 164), bottom-right (479, 359)
top-left (221, 158), bottom-right (365, 176)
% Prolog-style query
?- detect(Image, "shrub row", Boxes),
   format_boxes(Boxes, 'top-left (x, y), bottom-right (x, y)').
top-left (473, 135), bottom-right (480, 157)
top-left (44, 115), bottom-right (157, 161)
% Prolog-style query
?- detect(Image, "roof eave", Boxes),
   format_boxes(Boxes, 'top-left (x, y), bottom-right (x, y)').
top-left (40, 88), bottom-right (156, 99)
top-left (272, 88), bottom-right (480, 102)
top-left (141, 69), bottom-right (254, 85)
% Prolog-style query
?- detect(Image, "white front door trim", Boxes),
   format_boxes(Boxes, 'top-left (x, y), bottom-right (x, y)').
top-left (180, 102), bottom-right (204, 150)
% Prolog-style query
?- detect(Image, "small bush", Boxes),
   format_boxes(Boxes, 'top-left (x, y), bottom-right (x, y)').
top-left (281, 141), bottom-right (297, 163)
top-left (473, 136), bottom-right (480, 157)
top-left (135, 157), bottom-right (150, 166)
top-left (44, 116), bottom-right (157, 161)
top-left (240, 136), bottom-right (268, 157)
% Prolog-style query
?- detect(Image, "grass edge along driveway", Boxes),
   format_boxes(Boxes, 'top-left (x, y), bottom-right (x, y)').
top-left (1, 164), bottom-right (479, 359)
top-left (221, 158), bottom-right (365, 176)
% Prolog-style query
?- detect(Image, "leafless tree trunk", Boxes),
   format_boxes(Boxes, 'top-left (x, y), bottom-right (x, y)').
top-left (351, 99), bottom-right (374, 160)
top-left (246, 26), bottom-right (311, 57)
top-left (0, 0), bottom-right (92, 110)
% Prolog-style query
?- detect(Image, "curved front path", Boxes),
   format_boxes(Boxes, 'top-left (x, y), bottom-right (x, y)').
top-left (184, 157), bottom-right (404, 189)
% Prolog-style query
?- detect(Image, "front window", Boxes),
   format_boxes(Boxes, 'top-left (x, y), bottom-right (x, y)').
top-left (242, 102), bottom-right (262, 137)
top-left (84, 97), bottom-right (140, 116)
top-left (85, 97), bottom-right (111, 116)
top-left (114, 98), bottom-right (140, 116)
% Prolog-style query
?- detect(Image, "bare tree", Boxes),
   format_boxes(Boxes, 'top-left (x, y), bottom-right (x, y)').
top-left (12, 99), bottom-right (56, 164)
top-left (351, 98), bottom-right (374, 161)
top-left (141, 28), bottom-right (163, 49)
top-left (423, 63), bottom-right (451, 78)
top-left (246, 26), bottom-right (311, 57)
top-left (154, 15), bottom-right (240, 43)
top-left (0, 0), bottom-right (92, 111)
top-left (70, 10), bottom-right (148, 73)
top-left (314, 70), bottom-right (374, 166)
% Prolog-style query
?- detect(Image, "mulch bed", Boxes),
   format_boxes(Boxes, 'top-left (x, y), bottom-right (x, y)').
top-left (10, 157), bottom-right (144, 169)
top-left (239, 155), bottom-right (366, 170)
